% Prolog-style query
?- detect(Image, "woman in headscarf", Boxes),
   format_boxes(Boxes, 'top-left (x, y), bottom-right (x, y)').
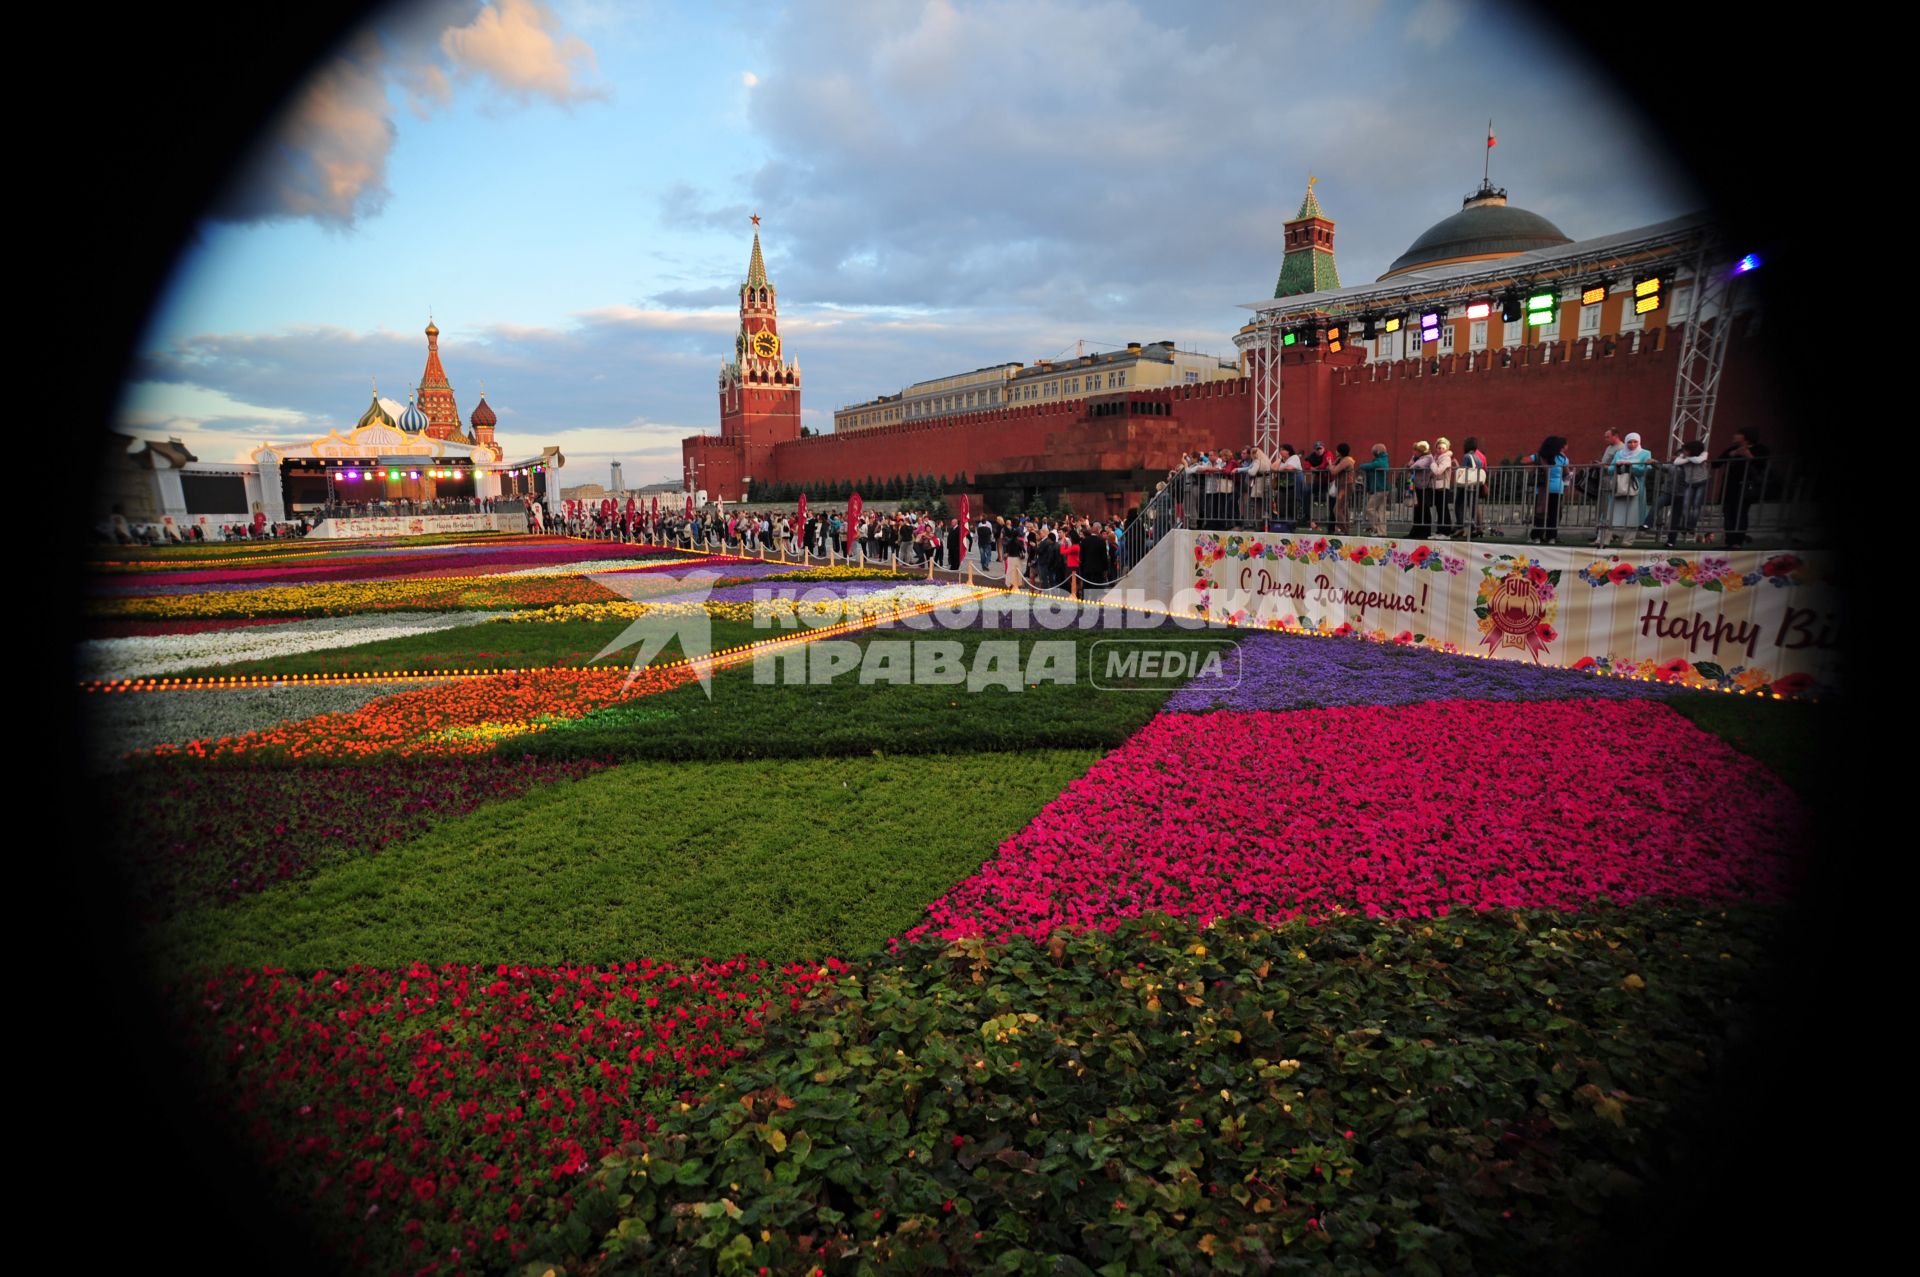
top-left (1595, 431), bottom-right (1653, 546)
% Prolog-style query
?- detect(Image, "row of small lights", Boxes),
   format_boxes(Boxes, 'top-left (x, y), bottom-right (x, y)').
top-left (80, 589), bottom-right (999, 694)
top-left (333, 465), bottom-right (544, 482)
top-left (87, 539), bottom-right (1804, 702)
top-left (1279, 259), bottom-right (1759, 354)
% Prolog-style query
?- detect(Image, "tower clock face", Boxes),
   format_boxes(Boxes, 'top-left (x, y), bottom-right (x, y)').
top-left (752, 331), bottom-right (780, 360)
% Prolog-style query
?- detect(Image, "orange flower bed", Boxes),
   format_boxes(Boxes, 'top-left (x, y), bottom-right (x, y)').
top-left (155, 665), bottom-right (698, 761)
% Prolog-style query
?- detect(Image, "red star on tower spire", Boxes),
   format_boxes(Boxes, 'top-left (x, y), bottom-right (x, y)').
top-left (751, 212), bottom-right (760, 228)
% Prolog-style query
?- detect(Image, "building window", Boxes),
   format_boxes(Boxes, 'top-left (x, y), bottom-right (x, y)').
top-left (1440, 325), bottom-right (1456, 353)
top-left (1578, 305), bottom-right (1601, 336)
top-left (1469, 320), bottom-right (1488, 351)
top-left (1117, 372), bottom-right (1126, 387)
top-left (1667, 284), bottom-right (1691, 324)
top-left (1618, 298), bottom-right (1643, 331)
top-left (1185, 370), bottom-right (1200, 383)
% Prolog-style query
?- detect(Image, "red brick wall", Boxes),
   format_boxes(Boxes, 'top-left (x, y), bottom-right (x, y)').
top-left (1298, 316), bottom-right (1786, 465)
top-left (681, 317), bottom-right (1787, 505)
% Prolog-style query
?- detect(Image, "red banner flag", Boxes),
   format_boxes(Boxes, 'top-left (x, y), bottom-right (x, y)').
top-left (798, 491), bottom-right (808, 525)
top-left (684, 492), bottom-right (694, 519)
top-left (959, 492), bottom-right (970, 535)
top-left (847, 491), bottom-right (863, 535)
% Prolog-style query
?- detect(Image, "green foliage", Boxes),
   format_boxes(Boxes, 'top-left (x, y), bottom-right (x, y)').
top-left (519, 629), bottom-right (1179, 764)
top-left (541, 906), bottom-right (1778, 1275)
top-left (169, 616), bottom-right (771, 679)
top-left (154, 751), bottom-right (1098, 970)
top-left (1663, 692), bottom-right (1823, 794)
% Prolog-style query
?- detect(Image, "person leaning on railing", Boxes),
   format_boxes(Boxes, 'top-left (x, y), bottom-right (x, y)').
top-left (1454, 437), bottom-right (1488, 538)
top-left (1359, 444), bottom-right (1391, 536)
top-left (1328, 443), bottom-right (1356, 535)
top-left (1431, 438), bottom-right (1457, 537)
top-left (1665, 440), bottom-right (1711, 549)
top-left (1408, 442), bottom-right (1435, 539)
top-left (1525, 436), bottom-right (1569, 545)
top-left (1713, 429), bottom-right (1769, 549)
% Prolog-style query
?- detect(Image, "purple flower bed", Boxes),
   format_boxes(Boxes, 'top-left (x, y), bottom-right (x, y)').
top-left (700, 580), bottom-right (905, 605)
top-left (1164, 630), bottom-right (1674, 713)
top-left (111, 756), bottom-right (609, 915)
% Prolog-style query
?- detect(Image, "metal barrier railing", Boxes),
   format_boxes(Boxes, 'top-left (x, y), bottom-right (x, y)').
top-left (1143, 456), bottom-right (1822, 547)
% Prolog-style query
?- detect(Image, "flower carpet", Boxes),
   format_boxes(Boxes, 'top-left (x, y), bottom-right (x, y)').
top-left (85, 531), bottom-right (1821, 1275)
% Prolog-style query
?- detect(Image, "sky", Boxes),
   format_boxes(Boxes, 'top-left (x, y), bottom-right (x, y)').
top-left (121, 0), bottom-right (1700, 489)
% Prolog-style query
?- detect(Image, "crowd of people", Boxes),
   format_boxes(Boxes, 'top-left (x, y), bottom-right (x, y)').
top-left (1157, 430), bottom-right (1782, 548)
top-left (544, 502), bottom-right (1136, 594)
top-left (1520, 428), bottom-right (1772, 547)
top-left (99, 511), bottom-right (315, 545)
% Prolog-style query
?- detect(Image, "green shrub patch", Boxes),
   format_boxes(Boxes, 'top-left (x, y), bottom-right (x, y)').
top-left (542, 907), bottom-right (1776, 1276)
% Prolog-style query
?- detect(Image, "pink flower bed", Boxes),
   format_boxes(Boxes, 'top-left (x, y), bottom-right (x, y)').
top-left (904, 699), bottom-right (1803, 943)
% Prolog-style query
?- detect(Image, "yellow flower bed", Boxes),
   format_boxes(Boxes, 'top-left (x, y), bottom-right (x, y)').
top-left (93, 573), bottom-right (622, 620)
top-left (498, 592), bottom-right (940, 627)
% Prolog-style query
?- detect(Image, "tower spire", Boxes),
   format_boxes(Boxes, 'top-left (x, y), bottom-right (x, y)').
top-left (746, 214), bottom-right (769, 289)
top-left (1274, 178), bottom-right (1340, 298)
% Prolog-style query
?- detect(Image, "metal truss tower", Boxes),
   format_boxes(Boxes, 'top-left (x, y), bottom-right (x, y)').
top-left (1667, 245), bottom-right (1739, 456)
top-left (1251, 318), bottom-right (1282, 457)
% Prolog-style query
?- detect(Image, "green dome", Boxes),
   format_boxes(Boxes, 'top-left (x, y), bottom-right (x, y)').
top-left (1380, 185), bottom-right (1571, 279)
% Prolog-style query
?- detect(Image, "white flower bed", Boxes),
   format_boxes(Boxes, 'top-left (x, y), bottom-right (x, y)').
top-left (79, 611), bottom-right (508, 681)
top-left (85, 681), bottom-right (430, 770)
top-left (499, 558), bottom-right (661, 578)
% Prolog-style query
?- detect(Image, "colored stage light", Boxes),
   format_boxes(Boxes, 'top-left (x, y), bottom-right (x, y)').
top-left (1500, 293), bottom-right (1522, 322)
top-left (1466, 301), bottom-right (1491, 320)
top-left (1361, 315), bottom-right (1378, 341)
top-left (1304, 325), bottom-right (1321, 348)
top-left (1282, 329), bottom-right (1298, 347)
top-left (1634, 275), bottom-right (1663, 314)
top-left (1383, 315), bottom-right (1403, 334)
top-left (1735, 253), bottom-right (1760, 273)
top-left (1525, 291), bottom-right (1556, 327)
top-left (1581, 284), bottom-right (1607, 306)
top-left (1325, 324), bottom-right (1344, 354)
top-left (1419, 310), bottom-right (1442, 343)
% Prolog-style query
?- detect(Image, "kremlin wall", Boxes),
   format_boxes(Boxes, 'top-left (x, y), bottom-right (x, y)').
top-left (682, 186), bottom-right (1785, 516)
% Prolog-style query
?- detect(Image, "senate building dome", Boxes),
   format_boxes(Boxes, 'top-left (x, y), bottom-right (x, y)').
top-left (1378, 180), bottom-right (1572, 280)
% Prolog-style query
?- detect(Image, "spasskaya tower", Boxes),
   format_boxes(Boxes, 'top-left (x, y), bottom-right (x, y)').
top-left (682, 216), bottom-right (801, 501)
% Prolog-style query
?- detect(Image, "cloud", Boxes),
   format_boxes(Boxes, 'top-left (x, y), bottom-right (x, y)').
top-left (1404, 0), bottom-right (1465, 48)
top-left (442, 0), bottom-right (602, 103)
top-left (129, 290), bottom-right (1241, 483)
top-left (215, 1), bottom-right (601, 227)
top-left (695, 0), bottom-right (1697, 316)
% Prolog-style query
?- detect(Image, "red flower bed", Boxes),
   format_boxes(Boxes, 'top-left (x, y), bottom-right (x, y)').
top-left (905, 699), bottom-right (1804, 943)
top-left (175, 959), bottom-right (844, 1274)
top-left (87, 617), bottom-right (293, 638)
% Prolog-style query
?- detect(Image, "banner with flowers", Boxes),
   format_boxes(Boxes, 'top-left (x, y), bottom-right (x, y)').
top-left (316, 512), bottom-right (526, 539)
top-left (1113, 532), bottom-right (1836, 696)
